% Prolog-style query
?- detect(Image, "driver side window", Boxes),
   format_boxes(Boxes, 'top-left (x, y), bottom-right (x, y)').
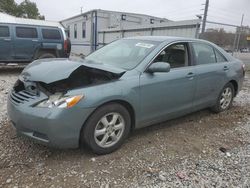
top-left (153, 43), bottom-right (189, 68)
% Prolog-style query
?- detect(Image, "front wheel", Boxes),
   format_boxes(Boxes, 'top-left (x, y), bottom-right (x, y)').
top-left (211, 83), bottom-right (235, 113)
top-left (81, 103), bottom-right (131, 155)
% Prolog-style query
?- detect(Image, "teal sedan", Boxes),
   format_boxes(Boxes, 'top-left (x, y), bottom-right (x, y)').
top-left (7, 36), bottom-right (245, 154)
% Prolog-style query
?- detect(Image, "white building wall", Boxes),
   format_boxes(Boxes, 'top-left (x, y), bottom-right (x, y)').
top-left (61, 10), bottom-right (199, 56)
top-left (99, 20), bottom-right (200, 46)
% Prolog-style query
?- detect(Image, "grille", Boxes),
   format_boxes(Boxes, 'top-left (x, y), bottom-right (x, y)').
top-left (10, 90), bottom-right (36, 105)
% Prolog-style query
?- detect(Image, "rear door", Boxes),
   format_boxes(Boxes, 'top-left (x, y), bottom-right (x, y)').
top-left (14, 26), bottom-right (40, 61)
top-left (191, 42), bottom-right (229, 109)
top-left (0, 25), bottom-right (13, 61)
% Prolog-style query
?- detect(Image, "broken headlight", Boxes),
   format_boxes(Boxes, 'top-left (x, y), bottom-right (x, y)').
top-left (36, 94), bottom-right (83, 108)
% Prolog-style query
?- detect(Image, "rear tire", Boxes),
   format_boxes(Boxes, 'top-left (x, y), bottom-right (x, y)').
top-left (210, 82), bottom-right (235, 113)
top-left (81, 103), bottom-right (131, 155)
top-left (37, 53), bottom-right (56, 59)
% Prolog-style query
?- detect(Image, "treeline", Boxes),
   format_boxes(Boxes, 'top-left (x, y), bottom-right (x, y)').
top-left (200, 28), bottom-right (249, 50)
top-left (0, 0), bottom-right (44, 20)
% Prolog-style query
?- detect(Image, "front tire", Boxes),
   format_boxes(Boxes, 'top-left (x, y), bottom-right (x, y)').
top-left (81, 103), bottom-right (131, 155)
top-left (211, 82), bottom-right (235, 113)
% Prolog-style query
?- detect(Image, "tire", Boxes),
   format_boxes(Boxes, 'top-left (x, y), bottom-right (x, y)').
top-left (37, 53), bottom-right (56, 59)
top-left (81, 103), bottom-right (131, 155)
top-left (210, 82), bottom-right (235, 113)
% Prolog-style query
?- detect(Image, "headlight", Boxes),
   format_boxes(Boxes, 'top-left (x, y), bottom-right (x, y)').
top-left (36, 94), bottom-right (83, 108)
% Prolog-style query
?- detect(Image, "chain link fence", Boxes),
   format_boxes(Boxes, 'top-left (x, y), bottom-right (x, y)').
top-left (198, 21), bottom-right (250, 69)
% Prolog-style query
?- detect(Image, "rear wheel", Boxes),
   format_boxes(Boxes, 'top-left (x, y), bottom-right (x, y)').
top-left (211, 82), bottom-right (234, 113)
top-left (37, 52), bottom-right (56, 59)
top-left (81, 103), bottom-right (131, 155)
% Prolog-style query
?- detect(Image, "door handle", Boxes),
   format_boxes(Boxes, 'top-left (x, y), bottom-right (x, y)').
top-left (186, 72), bottom-right (195, 79)
top-left (4, 38), bottom-right (11, 41)
top-left (223, 66), bottom-right (229, 71)
top-left (186, 72), bottom-right (194, 80)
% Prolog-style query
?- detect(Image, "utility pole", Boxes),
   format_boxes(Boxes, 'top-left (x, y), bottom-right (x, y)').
top-left (236, 14), bottom-right (244, 52)
top-left (201, 0), bottom-right (209, 33)
top-left (81, 7), bottom-right (83, 14)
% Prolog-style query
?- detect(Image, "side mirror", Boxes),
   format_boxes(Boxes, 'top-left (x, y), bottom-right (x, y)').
top-left (147, 62), bottom-right (170, 73)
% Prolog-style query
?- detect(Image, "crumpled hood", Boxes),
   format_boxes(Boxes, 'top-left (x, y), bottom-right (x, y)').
top-left (20, 58), bottom-right (126, 84)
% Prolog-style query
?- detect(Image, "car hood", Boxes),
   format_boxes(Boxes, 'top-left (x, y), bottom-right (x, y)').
top-left (20, 58), bottom-right (126, 84)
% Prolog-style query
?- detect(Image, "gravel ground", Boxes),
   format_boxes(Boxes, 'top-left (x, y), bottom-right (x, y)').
top-left (0, 69), bottom-right (250, 188)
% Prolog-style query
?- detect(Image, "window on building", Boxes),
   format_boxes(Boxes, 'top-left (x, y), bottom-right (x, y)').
top-left (42, 29), bottom-right (61, 40)
top-left (150, 19), bottom-right (154, 24)
top-left (16, 27), bottom-right (38, 38)
top-left (74, 24), bottom-right (77, 39)
top-left (0, 26), bottom-right (10, 37)
top-left (192, 43), bottom-right (216, 65)
top-left (121, 14), bottom-right (126, 21)
top-left (82, 22), bottom-right (86, 38)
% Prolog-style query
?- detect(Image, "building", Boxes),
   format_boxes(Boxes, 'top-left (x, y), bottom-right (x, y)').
top-left (99, 19), bottom-right (200, 47)
top-left (61, 9), bottom-right (169, 55)
top-left (61, 9), bottom-right (200, 56)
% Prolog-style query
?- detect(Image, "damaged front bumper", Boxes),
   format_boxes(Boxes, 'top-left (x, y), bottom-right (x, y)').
top-left (7, 90), bottom-right (95, 149)
top-left (7, 58), bottom-right (125, 149)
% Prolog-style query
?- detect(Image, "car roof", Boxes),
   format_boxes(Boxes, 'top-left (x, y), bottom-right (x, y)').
top-left (0, 12), bottom-right (64, 29)
top-left (125, 36), bottom-right (204, 43)
top-left (125, 36), bottom-right (235, 62)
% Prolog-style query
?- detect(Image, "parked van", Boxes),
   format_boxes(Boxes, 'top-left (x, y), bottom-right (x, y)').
top-left (0, 13), bottom-right (71, 63)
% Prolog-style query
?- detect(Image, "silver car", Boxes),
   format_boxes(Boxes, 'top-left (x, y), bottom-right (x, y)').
top-left (7, 36), bottom-right (245, 154)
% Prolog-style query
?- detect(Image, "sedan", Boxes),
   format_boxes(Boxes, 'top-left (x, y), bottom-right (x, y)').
top-left (7, 36), bottom-right (245, 154)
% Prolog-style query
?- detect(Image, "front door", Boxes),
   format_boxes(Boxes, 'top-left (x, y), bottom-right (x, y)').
top-left (139, 42), bottom-right (196, 127)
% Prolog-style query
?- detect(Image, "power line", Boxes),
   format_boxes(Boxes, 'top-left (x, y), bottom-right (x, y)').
top-left (167, 12), bottom-right (202, 19)
top-left (208, 9), bottom-right (241, 19)
top-left (209, 6), bottom-right (243, 16)
top-left (207, 14), bottom-right (243, 25)
top-left (165, 5), bottom-right (202, 15)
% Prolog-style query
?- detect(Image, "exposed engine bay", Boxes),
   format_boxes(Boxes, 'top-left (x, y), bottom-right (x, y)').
top-left (14, 66), bottom-right (124, 96)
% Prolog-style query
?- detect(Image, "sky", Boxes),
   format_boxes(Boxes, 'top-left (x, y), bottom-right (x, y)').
top-left (15, 0), bottom-right (250, 27)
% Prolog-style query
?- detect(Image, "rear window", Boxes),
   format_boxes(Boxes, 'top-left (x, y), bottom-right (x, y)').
top-left (16, 27), bottom-right (38, 38)
top-left (42, 29), bottom-right (61, 40)
top-left (0, 26), bottom-right (10, 37)
top-left (214, 49), bottom-right (227, 62)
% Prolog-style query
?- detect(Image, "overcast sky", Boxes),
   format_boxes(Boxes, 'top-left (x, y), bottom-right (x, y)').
top-left (15, 0), bottom-right (250, 27)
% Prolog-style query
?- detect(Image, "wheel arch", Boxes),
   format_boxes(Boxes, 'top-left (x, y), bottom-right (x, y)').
top-left (229, 80), bottom-right (238, 97)
top-left (79, 99), bottom-right (136, 146)
top-left (33, 48), bottom-right (58, 59)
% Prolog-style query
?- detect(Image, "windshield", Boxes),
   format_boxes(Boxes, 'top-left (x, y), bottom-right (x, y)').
top-left (85, 39), bottom-right (160, 70)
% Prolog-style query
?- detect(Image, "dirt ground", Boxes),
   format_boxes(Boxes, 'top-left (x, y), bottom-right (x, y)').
top-left (0, 68), bottom-right (250, 187)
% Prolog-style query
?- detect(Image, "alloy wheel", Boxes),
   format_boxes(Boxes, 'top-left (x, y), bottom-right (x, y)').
top-left (220, 87), bottom-right (233, 110)
top-left (94, 112), bottom-right (125, 148)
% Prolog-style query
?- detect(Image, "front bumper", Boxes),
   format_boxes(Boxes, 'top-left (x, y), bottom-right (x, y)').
top-left (7, 93), bottom-right (95, 149)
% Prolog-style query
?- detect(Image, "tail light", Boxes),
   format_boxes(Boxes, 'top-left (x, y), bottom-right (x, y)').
top-left (64, 40), bottom-right (68, 53)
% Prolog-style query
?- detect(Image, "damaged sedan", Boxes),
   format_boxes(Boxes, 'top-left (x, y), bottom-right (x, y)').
top-left (7, 36), bottom-right (245, 154)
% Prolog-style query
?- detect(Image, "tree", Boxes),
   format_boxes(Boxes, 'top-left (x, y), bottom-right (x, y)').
top-left (0, 0), bottom-right (45, 20)
top-left (17, 0), bottom-right (44, 19)
top-left (0, 0), bottom-right (18, 15)
top-left (200, 28), bottom-right (249, 50)
top-left (200, 28), bottom-right (235, 49)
